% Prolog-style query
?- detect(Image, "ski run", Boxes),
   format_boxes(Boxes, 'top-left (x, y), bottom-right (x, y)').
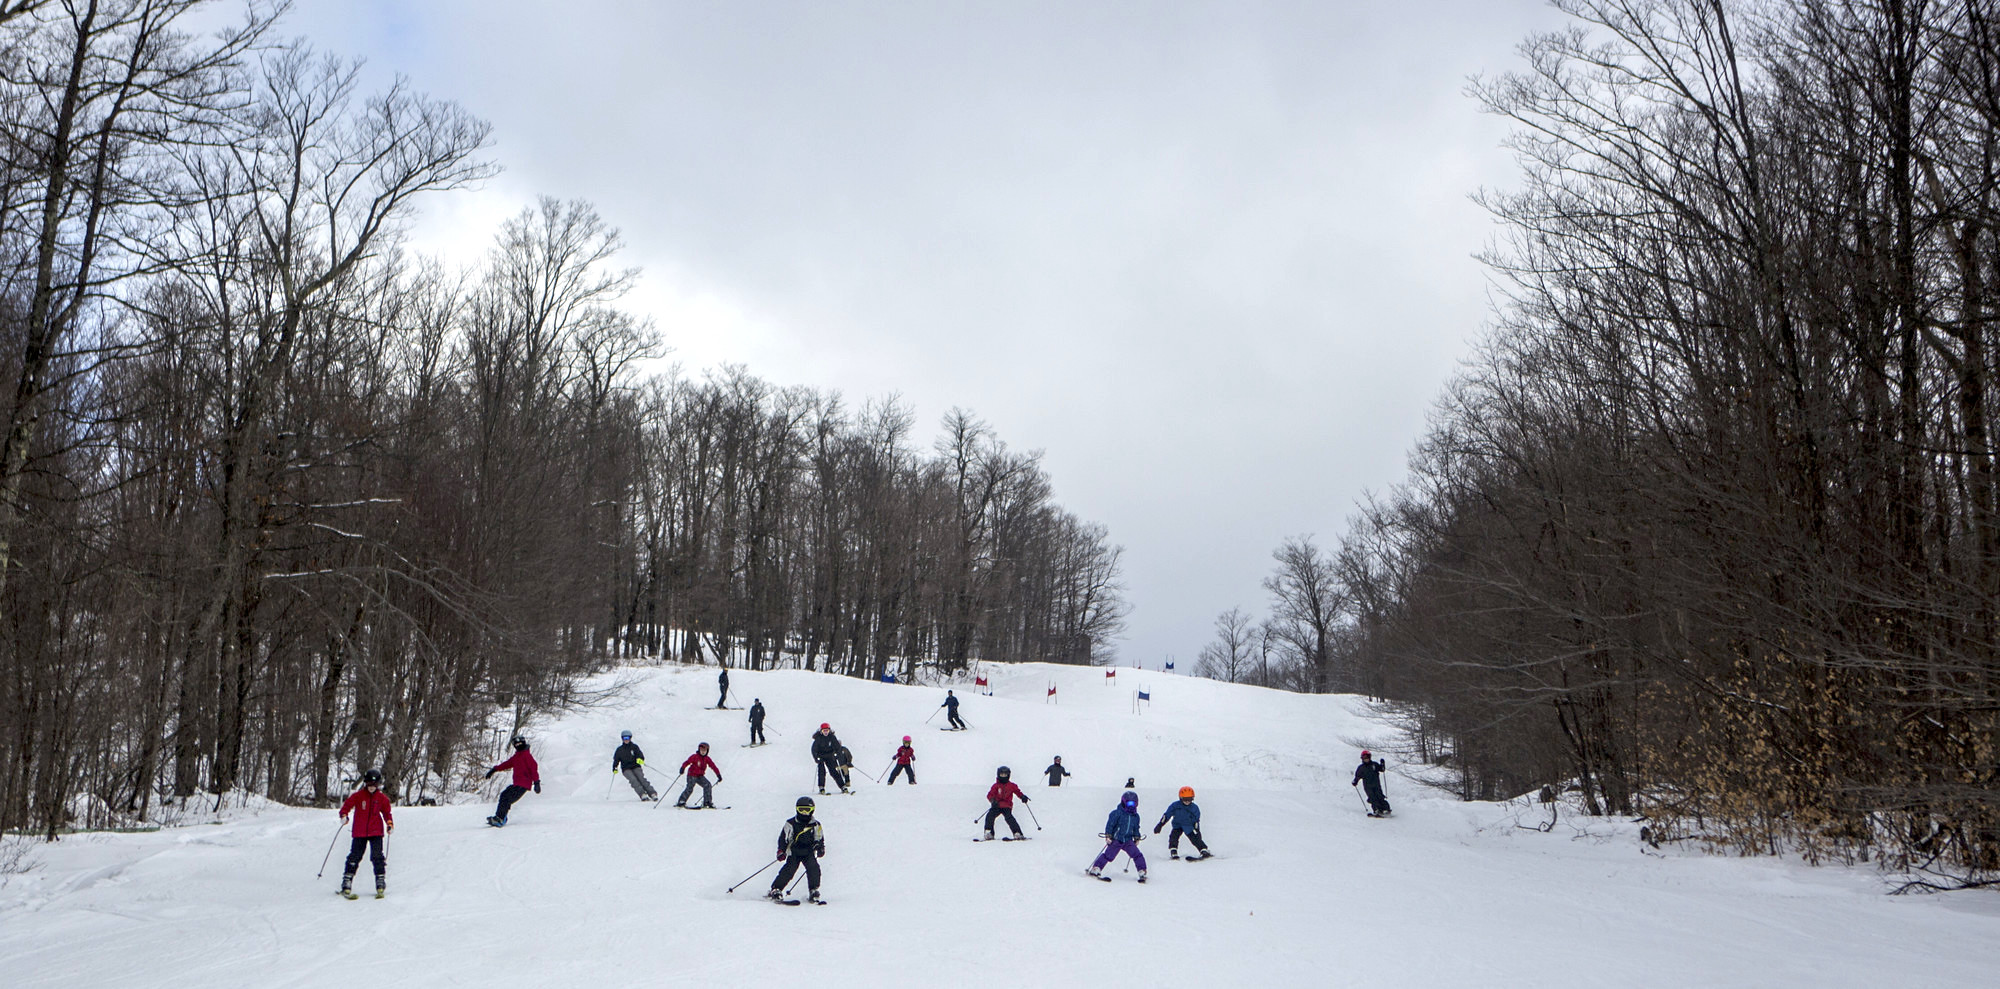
top-left (1, 662), bottom-right (1994, 987)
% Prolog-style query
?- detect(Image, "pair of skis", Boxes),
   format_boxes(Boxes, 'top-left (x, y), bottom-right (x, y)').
top-left (972, 834), bottom-right (1030, 842)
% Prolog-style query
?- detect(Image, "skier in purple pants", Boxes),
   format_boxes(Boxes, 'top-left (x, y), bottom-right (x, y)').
top-left (1087, 790), bottom-right (1148, 882)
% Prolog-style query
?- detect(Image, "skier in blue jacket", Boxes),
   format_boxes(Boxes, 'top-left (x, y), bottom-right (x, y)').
top-left (1087, 790), bottom-right (1148, 882)
top-left (1153, 786), bottom-right (1212, 859)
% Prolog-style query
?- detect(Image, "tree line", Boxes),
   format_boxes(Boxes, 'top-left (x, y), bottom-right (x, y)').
top-left (1201, 0), bottom-right (1999, 885)
top-left (0, 0), bottom-right (1124, 838)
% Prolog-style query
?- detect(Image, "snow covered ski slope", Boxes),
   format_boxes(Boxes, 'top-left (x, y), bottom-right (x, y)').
top-left (2, 662), bottom-right (1995, 988)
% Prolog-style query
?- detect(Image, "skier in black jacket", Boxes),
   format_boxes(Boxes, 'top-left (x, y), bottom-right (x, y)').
top-left (1353, 750), bottom-right (1391, 816)
top-left (766, 795), bottom-right (826, 904)
top-left (611, 730), bottom-right (658, 801)
top-left (748, 699), bottom-right (766, 745)
top-left (1044, 756), bottom-right (1071, 786)
top-left (810, 724), bottom-right (850, 794)
top-left (717, 668), bottom-right (730, 709)
top-left (941, 690), bottom-right (966, 730)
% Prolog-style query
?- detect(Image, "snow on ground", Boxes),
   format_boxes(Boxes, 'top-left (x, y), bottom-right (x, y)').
top-left (2, 662), bottom-right (1995, 988)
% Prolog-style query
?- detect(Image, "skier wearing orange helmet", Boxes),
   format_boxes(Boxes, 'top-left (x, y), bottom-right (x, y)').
top-left (1154, 786), bottom-right (1212, 859)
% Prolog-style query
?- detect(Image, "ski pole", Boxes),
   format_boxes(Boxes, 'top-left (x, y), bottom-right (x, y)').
top-left (653, 771), bottom-right (685, 810)
top-left (879, 759), bottom-right (894, 784)
top-left (851, 763), bottom-right (879, 783)
top-left (924, 707), bottom-right (941, 725)
top-left (786, 869), bottom-right (809, 896)
top-left (727, 858), bottom-right (779, 893)
top-left (315, 821), bottom-right (344, 878)
top-left (606, 772), bottom-right (616, 800)
top-left (1023, 801), bottom-right (1042, 831)
top-left (1353, 784), bottom-right (1369, 814)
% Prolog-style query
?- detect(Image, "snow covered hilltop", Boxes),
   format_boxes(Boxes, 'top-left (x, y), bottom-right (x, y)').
top-left (1, 662), bottom-right (1992, 988)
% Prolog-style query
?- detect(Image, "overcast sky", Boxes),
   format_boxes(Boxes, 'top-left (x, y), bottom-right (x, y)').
top-left (280, 0), bottom-right (1567, 670)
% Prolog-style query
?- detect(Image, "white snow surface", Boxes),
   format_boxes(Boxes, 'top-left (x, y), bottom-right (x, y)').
top-left (2, 662), bottom-right (1995, 988)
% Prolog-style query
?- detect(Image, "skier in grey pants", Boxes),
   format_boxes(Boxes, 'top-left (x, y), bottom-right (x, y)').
top-left (612, 730), bottom-right (657, 801)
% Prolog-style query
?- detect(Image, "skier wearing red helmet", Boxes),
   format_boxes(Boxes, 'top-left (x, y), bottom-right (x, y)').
top-left (811, 724), bottom-right (849, 794)
top-left (1353, 750), bottom-right (1391, 817)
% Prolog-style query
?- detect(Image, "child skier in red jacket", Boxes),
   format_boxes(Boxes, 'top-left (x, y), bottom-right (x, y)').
top-left (485, 735), bottom-right (540, 827)
top-left (887, 737), bottom-right (916, 785)
top-left (676, 743), bottom-right (723, 808)
top-left (982, 766), bottom-right (1029, 839)
top-left (337, 769), bottom-right (394, 898)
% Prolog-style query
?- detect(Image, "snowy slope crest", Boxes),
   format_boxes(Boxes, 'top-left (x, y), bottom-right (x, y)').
top-left (1, 662), bottom-right (1994, 988)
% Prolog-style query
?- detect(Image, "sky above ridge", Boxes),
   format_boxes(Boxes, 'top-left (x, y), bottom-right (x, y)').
top-left (278, 0), bottom-right (1567, 668)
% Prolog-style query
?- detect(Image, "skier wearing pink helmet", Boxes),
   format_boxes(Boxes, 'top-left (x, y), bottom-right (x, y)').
top-left (888, 736), bottom-right (916, 785)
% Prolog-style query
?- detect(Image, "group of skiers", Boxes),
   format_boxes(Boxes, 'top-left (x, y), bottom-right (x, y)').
top-left (329, 670), bottom-right (1394, 903)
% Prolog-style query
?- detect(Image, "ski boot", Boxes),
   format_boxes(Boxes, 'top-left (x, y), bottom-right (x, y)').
top-left (1137, 871), bottom-right (1148, 884)
top-left (818, 787), bottom-right (828, 795)
top-left (674, 800), bottom-right (686, 808)
top-left (375, 884), bottom-right (386, 900)
top-left (338, 881), bottom-right (357, 900)
top-left (764, 888), bottom-right (783, 902)
top-left (1196, 850), bottom-right (1214, 859)
top-left (1170, 849), bottom-right (1180, 859)
top-left (808, 888), bottom-right (824, 904)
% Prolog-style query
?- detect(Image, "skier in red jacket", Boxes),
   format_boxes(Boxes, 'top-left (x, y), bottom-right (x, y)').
top-left (982, 766), bottom-right (1029, 839)
top-left (485, 735), bottom-right (540, 827)
top-left (337, 769), bottom-right (394, 899)
top-left (887, 736), bottom-right (916, 785)
top-left (675, 743), bottom-right (724, 808)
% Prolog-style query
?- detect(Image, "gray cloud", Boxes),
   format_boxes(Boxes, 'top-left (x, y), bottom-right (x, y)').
top-left (283, 0), bottom-right (1565, 667)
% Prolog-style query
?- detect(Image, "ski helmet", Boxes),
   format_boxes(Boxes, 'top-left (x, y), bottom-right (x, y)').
top-left (1121, 790), bottom-right (1139, 807)
top-left (362, 769), bottom-right (383, 786)
top-left (796, 796), bottom-right (816, 813)
top-left (620, 730), bottom-right (632, 741)
top-left (1360, 750), bottom-right (1371, 759)
top-left (1179, 786), bottom-right (1194, 800)
top-left (902, 735), bottom-right (911, 743)
top-left (697, 742), bottom-right (709, 752)
top-left (996, 766), bottom-right (1011, 779)
top-left (511, 735), bottom-right (528, 750)
top-left (820, 723), bottom-right (831, 731)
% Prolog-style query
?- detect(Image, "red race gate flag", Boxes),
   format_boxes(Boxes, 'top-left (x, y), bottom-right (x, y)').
top-left (975, 676), bottom-right (989, 687)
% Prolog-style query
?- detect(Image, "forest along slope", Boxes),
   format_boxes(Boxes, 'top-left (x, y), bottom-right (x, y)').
top-left (0, 663), bottom-right (1994, 988)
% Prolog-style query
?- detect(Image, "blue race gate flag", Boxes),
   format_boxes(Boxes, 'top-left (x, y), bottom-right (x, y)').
top-left (1137, 689), bottom-right (1150, 701)
top-left (880, 672), bottom-right (896, 684)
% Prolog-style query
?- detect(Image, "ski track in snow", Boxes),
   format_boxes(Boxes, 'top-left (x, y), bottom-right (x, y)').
top-left (1, 662), bottom-right (1996, 988)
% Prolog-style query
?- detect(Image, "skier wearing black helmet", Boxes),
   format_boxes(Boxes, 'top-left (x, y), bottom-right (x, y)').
top-left (612, 730), bottom-right (657, 801)
top-left (717, 667), bottom-right (730, 709)
top-left (766, 796), bottom-right (826, 904)
top-left (981, 766), bottom-right (1029, 840)
top-left (1353, 750), bottom-right (1391, 817)
top-left (748, 699), bottom-right (766, 745)
top-left (485, 735), bottom-right (540, 827)
top-left (336, 769), bottom-right (393, 899)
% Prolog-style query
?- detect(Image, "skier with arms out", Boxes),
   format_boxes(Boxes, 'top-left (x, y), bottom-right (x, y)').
top-left (1044, 756), bottom-right (1070, 786)
top-left (485, 735), bottom-right (540, 827)
top-left (1353, 750), bottom-right (1391, 817)
top-left (1154, 786), bottom-right (1212, 859)
top-left (1087, 790), bottom-right (1148, 882)
top-left (888, 736), bottom-right (916, 785)
top-left (676, 742), bottom-right (723, 808)
top-left (612, 730), bottom-right (657, 801)
top-left (336, 769), bottom-right (393, 899)
top-left (811, 724), bottom-right (849, 794)
top-left (766, 795), bottom-right (826, 904)
top-left (748, 699), bottom-right (766, 746)
top-left (941, 689), bottom-right (965, 730)
top-left (981, 766), bottom-right (1029, 840)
